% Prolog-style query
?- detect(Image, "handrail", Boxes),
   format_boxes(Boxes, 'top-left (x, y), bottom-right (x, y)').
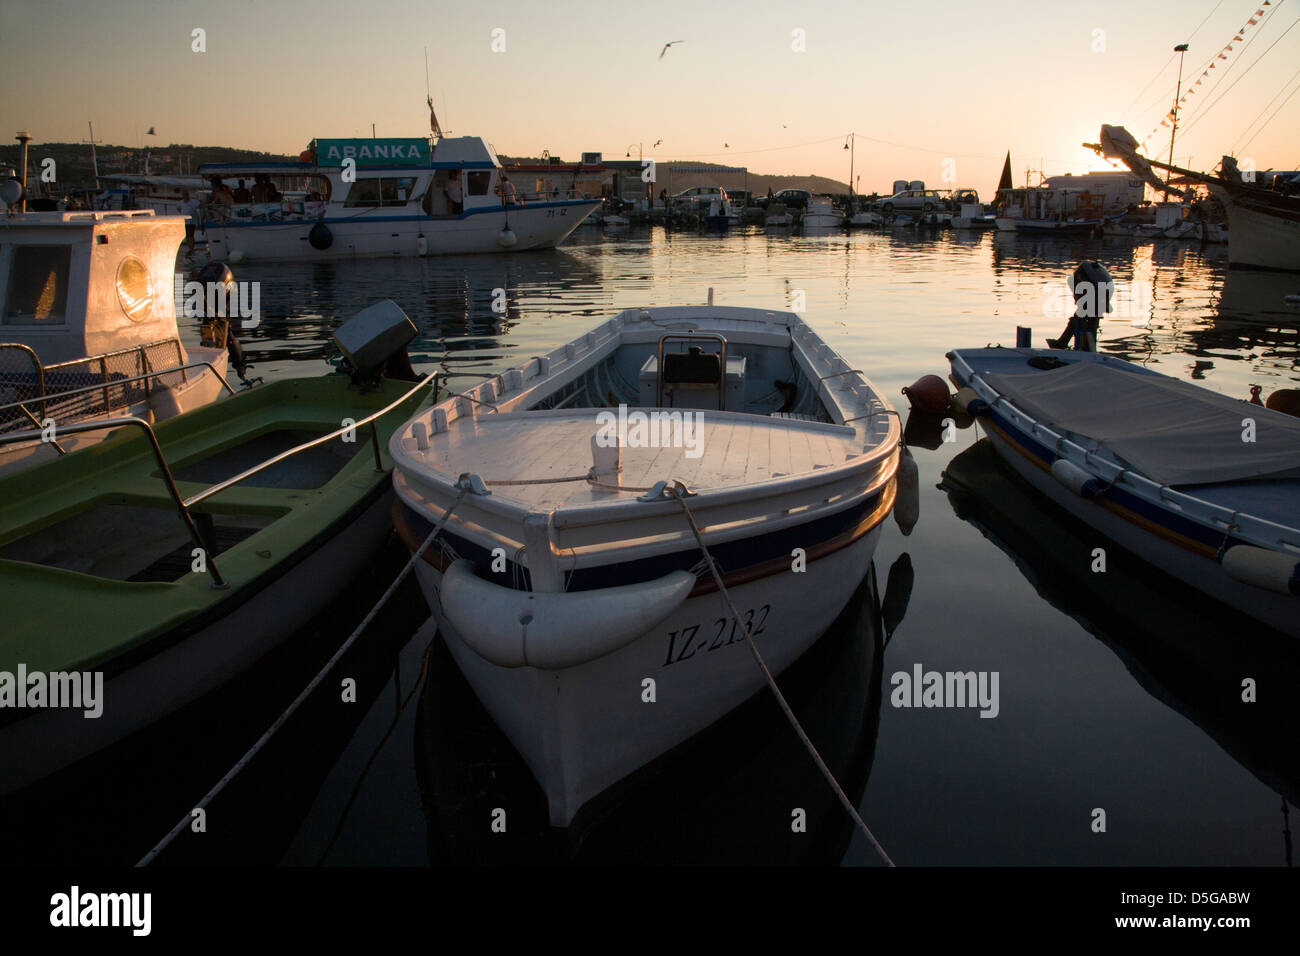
top-left (0, 371), bottom-right (438, 588)
top-left (183, 372), bottom-right (436, 507)
top-left (0, 361), bottom-right (237, 419)
top-left (0, 416), bottom-right (228, 588)
top-left (0, 343), bottom-right (46, 419)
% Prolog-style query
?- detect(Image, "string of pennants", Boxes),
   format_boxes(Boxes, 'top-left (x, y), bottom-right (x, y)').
top-left (1142, 0), bottom-right (1273, 148)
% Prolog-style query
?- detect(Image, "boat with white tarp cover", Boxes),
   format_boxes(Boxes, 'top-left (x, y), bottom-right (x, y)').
top-left (389, 301), bottom-right (911, 827)
top-left (948, 347), bottom-right (1300, 638)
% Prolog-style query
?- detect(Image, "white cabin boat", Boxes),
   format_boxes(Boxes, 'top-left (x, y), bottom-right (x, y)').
top-left (802, 196), bottom-right (843, 229)
top-left (389, 303), bottom-right (907, 827)
top-left (0, 211), bottom-right (230, 474)
top-left (197, 136), bottom-right (600, 262)
top-left (97, 174), bottom-right (208, 218)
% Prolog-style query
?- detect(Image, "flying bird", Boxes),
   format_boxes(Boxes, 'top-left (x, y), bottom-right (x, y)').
top-left (653, 139), bottom-right (663, 147)
top-left (146, 127), bottom-right (156, 135)
top-left (659, 40), bottom-right (683, 59)
top-left (724, 143), bottom-right (730, 148)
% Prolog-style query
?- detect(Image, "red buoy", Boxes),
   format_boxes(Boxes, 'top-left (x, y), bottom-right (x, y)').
top-left (901, 374), bottom-right (951, 412)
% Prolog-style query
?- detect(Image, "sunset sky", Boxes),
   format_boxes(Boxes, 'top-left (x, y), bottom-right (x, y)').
top-left (2, 0), bottom-right (1297, 195)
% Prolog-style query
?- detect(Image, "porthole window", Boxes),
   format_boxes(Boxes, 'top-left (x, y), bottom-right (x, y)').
top-left (116, 256), bottom-right (154, 322)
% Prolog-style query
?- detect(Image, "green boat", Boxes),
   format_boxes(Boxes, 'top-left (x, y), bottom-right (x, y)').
top-left (0, 301), bottom-right (433, 794)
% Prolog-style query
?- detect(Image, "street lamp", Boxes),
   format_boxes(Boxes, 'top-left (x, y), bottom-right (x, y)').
top-left (1167, 43), bottom-right (1189, 198)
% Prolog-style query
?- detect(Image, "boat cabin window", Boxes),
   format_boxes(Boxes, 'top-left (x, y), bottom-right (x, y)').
top-left (343, 176), bottom-right (419, 207)
top-left (3, 244), bottom-right (72, 326)
top-left (466, 171), bottom-right (492, 197)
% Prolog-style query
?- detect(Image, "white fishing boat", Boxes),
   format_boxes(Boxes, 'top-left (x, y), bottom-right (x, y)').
top-left (847, 210), bottom-right (884, 228)
top-left (949, 346), bottom-right (1300, 638)
top-left (196, 135), bottom-right (599, 262)
top-left (0, 210), bottom-right (231, 475)
top-left (764, 203), bottom-right (794, 228)
top-left (389, 301), bottom-right (910, 827)
top-left (97, 173), bottom-right (207, 217)
top-left (802, 196), bottom-right (843, 228)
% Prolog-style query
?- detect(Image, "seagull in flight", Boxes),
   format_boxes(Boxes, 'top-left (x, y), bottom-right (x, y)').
top-left (653, 139), bottom-right (663, 147)
top-left (659, 40), bottom-right (683, 59)
top-left (146, 127), bottom-right (156, 135)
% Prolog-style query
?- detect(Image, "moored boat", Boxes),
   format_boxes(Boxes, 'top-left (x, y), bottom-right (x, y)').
top-left (0, 302), bottom-right (433, 794)
top-left (802, 195), bottom-right (843, 228)
top-left (948, 346), bottom-right (1300, 638)
top-left (197, 135), bottom-right (599, 262)
top-left (389, 302), bottom-right (906, 826)
top-left (0, 210), bottom-right (231, 474)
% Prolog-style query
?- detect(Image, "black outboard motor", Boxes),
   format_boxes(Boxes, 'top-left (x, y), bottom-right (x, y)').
top-left (196, 261), bottom-right (253, 381)
top-left (1048, 260), bottom-right (1114, 352)
top-left (332, 299), bottom-right (421, 391)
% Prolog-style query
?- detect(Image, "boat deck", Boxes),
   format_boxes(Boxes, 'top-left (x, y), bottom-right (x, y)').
top-left (408, 407), bottom-right (865, 510)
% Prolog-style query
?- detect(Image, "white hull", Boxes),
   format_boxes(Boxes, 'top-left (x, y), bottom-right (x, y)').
top-left (0, 488), bottom-right (395, 795)
top-left (1212, 189), bottom-right (1300, 271)
top-left (417, 525), bottom-right (882, 826)
top-left (0, 346), bottom-right (229, 476)
top-left (802, 213), bottom-right (842, 228)
top-left (202, 201), bottom-right (599, 262)
top-left (983, 427), bottom-right (1298, 639)
top-left (765, 214), bottom-right (793, 227)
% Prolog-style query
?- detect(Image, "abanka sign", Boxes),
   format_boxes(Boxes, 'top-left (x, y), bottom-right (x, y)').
top-left (316, 138), bottom-right (431, 167)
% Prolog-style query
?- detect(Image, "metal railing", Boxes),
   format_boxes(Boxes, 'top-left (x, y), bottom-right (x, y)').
top-left (0, 372), bottom-right (437, 588)
top-left (0, 360), bottom-right (237, 450)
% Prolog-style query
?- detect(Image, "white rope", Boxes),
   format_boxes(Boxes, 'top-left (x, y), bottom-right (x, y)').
top-left (669, 485), bottom-right (895, 867)
top-left (136, 486), bottom-right (469, 867)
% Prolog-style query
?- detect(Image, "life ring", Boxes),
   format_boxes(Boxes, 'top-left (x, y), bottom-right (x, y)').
top-left (308, 222), bottom-right (333, 250)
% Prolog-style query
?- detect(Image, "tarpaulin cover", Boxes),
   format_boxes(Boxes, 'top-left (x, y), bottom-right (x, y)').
top-left (983, 360), bottom-right (1300, 486)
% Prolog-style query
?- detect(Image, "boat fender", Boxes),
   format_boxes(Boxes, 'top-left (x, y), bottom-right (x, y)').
top-left (1265, 388), bottom-right (1300, 417)
top-left (497, 228), bottom-right (518, 248)
top-left (952, 386), bottom-right (987, 416)
top-left (1050, 458), bottom-right (1102, 498)
top-left (893, 445), bottom-right (920, 536)
top-left (417, 233), bottom-right (428, 256)
top-left (308, 222), bottom-right (333, 250)
top-left (439, 560), bottom-right (697, 669)
top-left (900, 374), bottom-right (950, 412)
top-left (228, 249), bottom-right (246, 265)
top-left (1221, 546), bottom-right (1300, 596)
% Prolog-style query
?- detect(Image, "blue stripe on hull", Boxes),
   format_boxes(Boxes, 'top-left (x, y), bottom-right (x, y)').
top-left (982, 409), bottom-right (1243, 555)
top-left (398, 487), bottom-right (885, 593)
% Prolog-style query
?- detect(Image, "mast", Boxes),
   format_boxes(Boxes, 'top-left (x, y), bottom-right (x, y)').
top-left (88, 121), bottom-right (100, 189)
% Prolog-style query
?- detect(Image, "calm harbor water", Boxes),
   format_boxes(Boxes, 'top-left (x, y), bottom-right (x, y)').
top-left (8, 223), bottom-right (1298, 866)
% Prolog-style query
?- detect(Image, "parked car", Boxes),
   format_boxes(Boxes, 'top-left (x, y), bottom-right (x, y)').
top-left (672, 186), bottom-right (729, 212)
top-left (772, 188), bottom-right (811, 210)
top-left (878, 188), bottom-right (948, 215)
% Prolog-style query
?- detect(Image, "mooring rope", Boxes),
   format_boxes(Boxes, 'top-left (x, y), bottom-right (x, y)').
top-left (136, 486), bottom-right (470, 867)
top-left (669, 484), bottom-right (895, 867)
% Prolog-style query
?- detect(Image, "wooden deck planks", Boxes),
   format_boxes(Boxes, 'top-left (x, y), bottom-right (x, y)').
top-left (425, 410), bottom-right (858, 509)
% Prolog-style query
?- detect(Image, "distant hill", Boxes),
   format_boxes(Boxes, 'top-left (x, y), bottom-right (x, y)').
top-left (626, 163), bottom-right (851, 199)
top-left (0, 143), bottom-right (295, 192)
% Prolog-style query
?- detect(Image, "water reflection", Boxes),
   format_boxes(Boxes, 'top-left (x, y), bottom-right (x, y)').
top-left (940, 438), bottom-right (1300, 863)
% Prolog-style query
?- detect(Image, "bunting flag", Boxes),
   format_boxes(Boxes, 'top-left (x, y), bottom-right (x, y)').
top-left (1141, 2), bottom-right (1276, 148)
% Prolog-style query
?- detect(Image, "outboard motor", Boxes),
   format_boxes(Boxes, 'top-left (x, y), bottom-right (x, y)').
top-left (195, 261), bottom-right (254, 382)
top-left (332, 299), bottom-right (420, 391)
top-left (1048, 260), bottom-right (1114, 352)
